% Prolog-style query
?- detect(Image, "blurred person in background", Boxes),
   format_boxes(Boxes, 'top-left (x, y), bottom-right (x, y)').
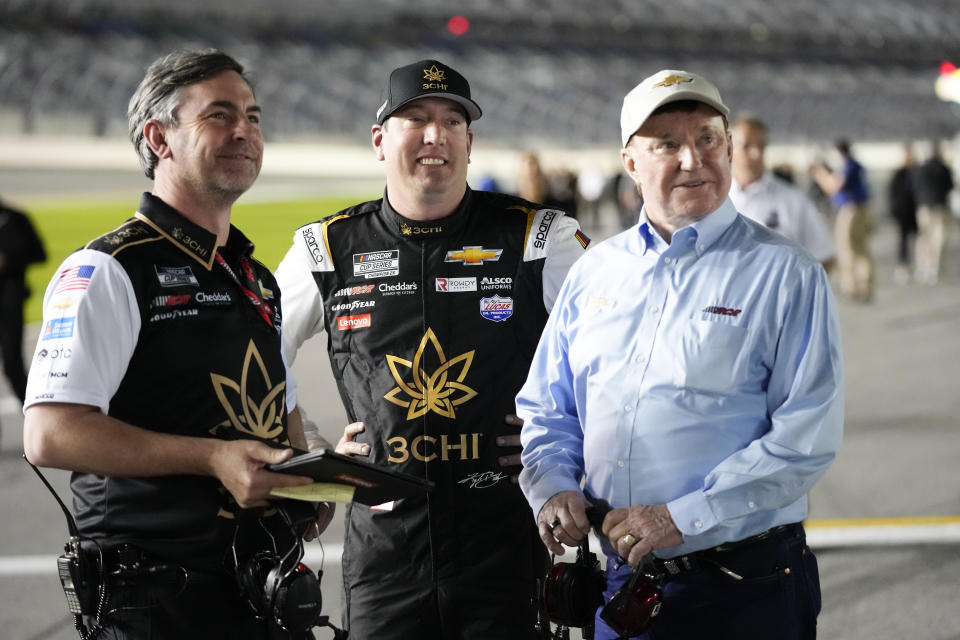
top-left (516, 151), bottom-right (579, 218)
top-left (730, 115), bottom-right (836, 272)
top-left (612, 170), bottom-right (644, 229)
top-left (887, 143), bottom-right (918, 285)
top-left (275, 58), bottom-right (589, 639)
top-left (516, 151), bottom-right (550, 205)
top-left (519, 69), bottom-right (843, 640)
top-left (22, 49), bottom-right (332, 639)
top-left (0, 198), bottom-right (45, 407)
top-left (912, 140), bottom-right (954, 284)
top-left (577, 166), bottom-right (608, 230)
top-left (811, 139), bottom-right (874, 302)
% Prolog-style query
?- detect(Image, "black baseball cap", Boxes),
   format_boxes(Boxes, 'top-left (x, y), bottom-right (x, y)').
top-left (376, 59), bottom-right (482, 125)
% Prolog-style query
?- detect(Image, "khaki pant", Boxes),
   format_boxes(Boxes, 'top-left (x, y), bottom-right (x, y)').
top-left (834, 202), bottom-right (874, 301)
top-left (915, 204), bottom-right (948, 283)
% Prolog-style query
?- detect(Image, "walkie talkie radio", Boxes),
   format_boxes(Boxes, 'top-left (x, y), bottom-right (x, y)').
top-left (25, 456), bottom-right (106, 638)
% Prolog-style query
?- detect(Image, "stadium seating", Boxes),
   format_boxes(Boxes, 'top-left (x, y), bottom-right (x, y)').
top-left (2, 0), bottom-right (959, 145)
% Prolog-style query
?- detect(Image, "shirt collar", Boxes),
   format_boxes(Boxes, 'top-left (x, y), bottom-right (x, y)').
top-left (380, 186), bottom-right (472, 239)
top-left (133, 192), bottom-right (253, 270)
top-left (732, 171), bottom-right (776, 197)
top-left (636, 197), bottom-right (738, 256)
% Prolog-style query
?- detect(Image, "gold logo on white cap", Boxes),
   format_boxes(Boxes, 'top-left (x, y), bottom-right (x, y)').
top-left (424, 64), bottom-right (446, 83)
top-left (653, 74), bottom-right (694, 89)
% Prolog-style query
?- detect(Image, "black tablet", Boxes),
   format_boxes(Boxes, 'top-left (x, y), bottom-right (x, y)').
top-left (267, 449), bottom-right (433, 506)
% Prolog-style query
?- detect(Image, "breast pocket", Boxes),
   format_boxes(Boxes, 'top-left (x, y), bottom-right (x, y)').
top-left (679, 319), bottom-right (749, 394)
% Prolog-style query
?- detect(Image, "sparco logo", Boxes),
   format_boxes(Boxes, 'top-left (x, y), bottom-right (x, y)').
top-left (480, 276), bottom-right (512, 290)
top-left (534, 210), bottom-right (558, 249)
top-left (303, 227), bottom-right (324, 265)
top-left (333, 284), bottom-right (376, 297)
top-left (331, 300), bottom-right (376, 312)
top-left (337, 313), bottom-right (371, 331)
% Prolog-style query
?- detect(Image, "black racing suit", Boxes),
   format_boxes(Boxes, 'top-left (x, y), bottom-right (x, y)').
top-left (276, 188), bottom-right (587, 638)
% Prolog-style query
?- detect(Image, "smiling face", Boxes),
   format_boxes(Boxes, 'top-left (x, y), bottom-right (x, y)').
top-left (621, 102), bottom-right (732, 238)
top-left (157, 70), bottom-right (263, 206)
top-left (731, 120), bottom-right (768, 187)
top-left (372, 97), bottom-right (473, 219)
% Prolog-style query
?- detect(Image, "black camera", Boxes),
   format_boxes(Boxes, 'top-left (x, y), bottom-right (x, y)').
top-left (598, 557), bottom-right (665, 638)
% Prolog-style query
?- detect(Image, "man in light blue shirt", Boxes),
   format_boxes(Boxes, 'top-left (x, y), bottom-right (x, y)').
top-left (517, 69), bottom-right (843, 639)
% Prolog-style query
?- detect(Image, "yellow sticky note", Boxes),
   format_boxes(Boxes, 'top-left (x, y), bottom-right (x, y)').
top-left (270, 482), bottom-right (356, 503)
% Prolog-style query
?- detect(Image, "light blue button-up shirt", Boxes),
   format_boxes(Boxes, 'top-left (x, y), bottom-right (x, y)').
top-left (518, 198), bottom-right (843, 559)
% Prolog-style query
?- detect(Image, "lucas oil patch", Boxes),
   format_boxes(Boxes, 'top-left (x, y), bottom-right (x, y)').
top-left (479, 295), bottom-right (513, 322)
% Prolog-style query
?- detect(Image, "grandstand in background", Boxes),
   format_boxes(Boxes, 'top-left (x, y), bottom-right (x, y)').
top-left (2, 0), bottom-right (960, 148)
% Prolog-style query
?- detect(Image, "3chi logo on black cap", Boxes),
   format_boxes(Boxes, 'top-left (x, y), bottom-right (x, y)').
top-left (376, 59), bottom-right (483, 125)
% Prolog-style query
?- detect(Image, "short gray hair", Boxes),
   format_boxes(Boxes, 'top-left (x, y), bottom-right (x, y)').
top-left (127, 49), bottom-right (252, 179)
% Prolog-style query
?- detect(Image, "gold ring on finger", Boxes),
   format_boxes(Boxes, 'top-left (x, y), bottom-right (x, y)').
top-left (620, 534), bottom-right (637, 546)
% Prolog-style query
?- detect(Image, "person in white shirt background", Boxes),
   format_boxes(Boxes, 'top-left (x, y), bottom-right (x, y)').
top-left (729, 114), bottom-right (836, 274)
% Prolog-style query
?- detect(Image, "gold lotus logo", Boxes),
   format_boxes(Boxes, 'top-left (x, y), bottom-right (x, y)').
top-left (384, 328), bottom-right (477, 420)
top-left (653, 74), bottom-right (694, 88)
top-left (424, 64), bottom-right (446, 83)
top-left (210, 339), bottom-right (286, 440)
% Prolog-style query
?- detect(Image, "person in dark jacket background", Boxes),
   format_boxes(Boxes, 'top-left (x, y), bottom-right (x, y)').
top-left (887, 144), bottom-right (918, 284)
top-left (0, 198), bottom-right (46, 405)
top-left (911, 140), bottom-right (954, 285)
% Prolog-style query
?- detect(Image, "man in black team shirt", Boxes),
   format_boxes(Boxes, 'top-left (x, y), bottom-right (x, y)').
top-left (275, 58), bottom-right (590, 639)
top-left (23, 49), bottom-right (334, 639)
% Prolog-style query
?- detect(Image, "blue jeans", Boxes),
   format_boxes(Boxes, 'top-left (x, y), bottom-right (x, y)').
top-left (595, 524), bottom-right (821, 640)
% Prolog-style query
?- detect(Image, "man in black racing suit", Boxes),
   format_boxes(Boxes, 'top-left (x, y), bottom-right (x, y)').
top-left (275, 59), bottom-right (590, 638)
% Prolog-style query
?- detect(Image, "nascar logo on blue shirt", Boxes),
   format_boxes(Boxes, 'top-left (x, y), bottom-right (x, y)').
top-left (479, 295), bottom-right (513, 322)
top-left (43, 316), bottom-right (76, 340)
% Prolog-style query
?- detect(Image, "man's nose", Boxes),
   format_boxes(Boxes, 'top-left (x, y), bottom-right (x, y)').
top-left (422, 121), bottom-right (445, 144)
top-left (678, 144), bottom-right (702, 170)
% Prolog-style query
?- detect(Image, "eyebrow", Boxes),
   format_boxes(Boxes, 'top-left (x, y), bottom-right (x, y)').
top-left (207, 100), bottom-right (262, 114)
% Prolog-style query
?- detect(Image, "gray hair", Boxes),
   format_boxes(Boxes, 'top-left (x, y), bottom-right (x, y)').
top-left (127, 49), bottom-right (252, 179)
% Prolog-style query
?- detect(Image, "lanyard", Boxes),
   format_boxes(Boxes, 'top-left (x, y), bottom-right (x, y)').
top-left (215, 251), bottom-right (277, 332)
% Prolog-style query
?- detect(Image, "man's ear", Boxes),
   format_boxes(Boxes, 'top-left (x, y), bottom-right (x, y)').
top-left (371, 124), bottom-right (386, 161)
top-left (144, 119), bottom-right (171, 160)
top-left (621, 145), bottom-right (640, 183)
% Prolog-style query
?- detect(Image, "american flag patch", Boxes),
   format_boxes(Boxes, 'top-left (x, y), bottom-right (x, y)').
top-left (574, 230), bottom-right (591, 249)
top-left (53, 265), bottom-right (95, 295)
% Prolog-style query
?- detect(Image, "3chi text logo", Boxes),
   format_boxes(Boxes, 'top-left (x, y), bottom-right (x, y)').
top-left (384, 328), bottom-right (477, 420)
top-left (210, 340), bottom-right (287, 441)
top-left (401, 223), bottom-right (443, 236)
top-left (653, 74), bottom-right (694, 89)
top-left (423, 64), bottom-right (447, 90)
top-left (386, 433), bottom-right (482, 463)
top-left (171, 226), bottom-right (209, 258)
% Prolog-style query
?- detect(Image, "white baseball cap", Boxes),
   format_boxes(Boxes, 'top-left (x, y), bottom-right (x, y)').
top-left (620, 69), bottom-right (729, 147)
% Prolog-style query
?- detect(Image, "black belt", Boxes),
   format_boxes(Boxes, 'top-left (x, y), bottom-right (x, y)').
top-left (651, 523), bottom-right (803, 579)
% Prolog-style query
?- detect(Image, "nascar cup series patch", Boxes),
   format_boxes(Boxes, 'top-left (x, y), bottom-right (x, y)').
top-left (479, 295), bottom-right (513, 322)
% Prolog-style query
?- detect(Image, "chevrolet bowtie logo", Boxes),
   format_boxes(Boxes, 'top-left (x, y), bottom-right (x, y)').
top-left (384, 328), bottom-right (477, 420)
top-left (653, 74), bottom-right (694, 89)
top-left (444, 246), bottom-right (502, 265)
top-left (424, 64), bottom-right (446, 83)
